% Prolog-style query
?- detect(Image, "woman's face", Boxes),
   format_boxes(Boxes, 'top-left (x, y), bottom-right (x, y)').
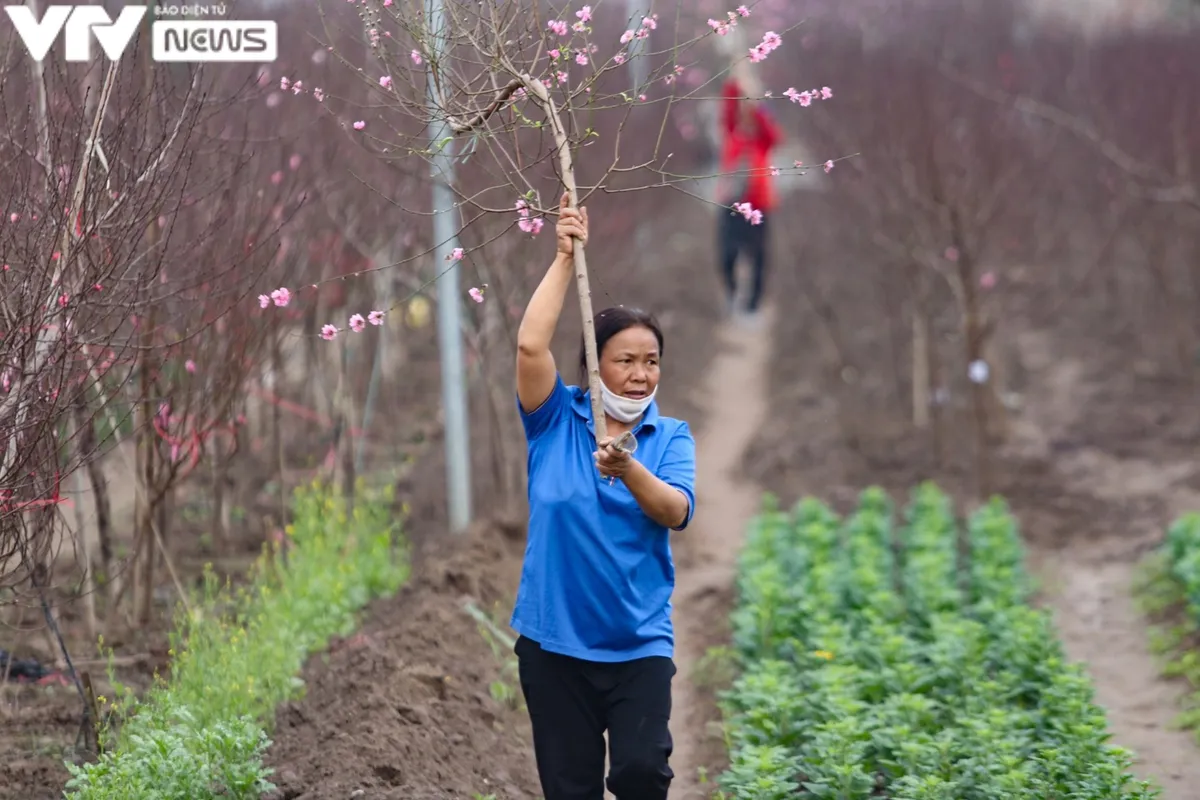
top-left (599, 325), bottom-right (660, 399)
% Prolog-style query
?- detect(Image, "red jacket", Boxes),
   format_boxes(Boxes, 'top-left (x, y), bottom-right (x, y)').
top-left (718, 78), bottom-right (783, 212)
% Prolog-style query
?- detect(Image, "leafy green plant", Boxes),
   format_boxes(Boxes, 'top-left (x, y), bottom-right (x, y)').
top-left (719, 483), bottom-right (1161, 799)
top-left (1135, 513), bottom-right (1200, 739)
top-left (63, 480), bottom-right (409, 800)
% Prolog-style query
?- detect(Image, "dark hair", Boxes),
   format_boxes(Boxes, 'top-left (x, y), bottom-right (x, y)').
top-left (578, 306), bottom-right (664, 386)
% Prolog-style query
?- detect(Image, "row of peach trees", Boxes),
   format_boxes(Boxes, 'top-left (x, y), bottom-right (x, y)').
top-left (0, 6), bottom-right (299, 721)
top-left (740, 0), bottom-right (1199, 497)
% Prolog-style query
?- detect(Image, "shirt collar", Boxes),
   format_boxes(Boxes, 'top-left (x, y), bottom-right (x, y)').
top-left (572, 389), bottom-right (659, 435)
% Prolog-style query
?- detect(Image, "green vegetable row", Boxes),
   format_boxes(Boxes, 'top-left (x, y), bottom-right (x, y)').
top-left (1137, 512), bottom-right (1200, 737)
top-left (63, 480), bottom-right (410, 800)
top-left (1161, 513), bottom-right (1200, 625)
top-left (718, 483), bottom-right (1159, 799)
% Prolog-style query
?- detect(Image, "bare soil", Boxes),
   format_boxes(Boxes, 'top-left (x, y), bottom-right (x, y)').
top-left (262, 518), bottom-right (540, 800)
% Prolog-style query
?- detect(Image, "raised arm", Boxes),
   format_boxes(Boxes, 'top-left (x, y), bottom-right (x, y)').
top-left (515, 194), bottom-right (589, 414)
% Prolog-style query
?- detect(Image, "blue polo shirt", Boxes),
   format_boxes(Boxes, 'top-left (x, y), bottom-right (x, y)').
top-left (511, 375), bottom-right (696, 662)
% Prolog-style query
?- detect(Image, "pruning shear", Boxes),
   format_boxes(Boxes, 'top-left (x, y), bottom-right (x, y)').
top-left (604, 430), bottom-right (638, 486)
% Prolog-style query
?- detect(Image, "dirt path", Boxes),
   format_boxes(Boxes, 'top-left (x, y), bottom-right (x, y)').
top-left (1041, 557), bottom-right (1193, 796)
top-left (1010, 330), bottom-right (1200, 799)
top-left (666, 310), bottom-right (773, 799)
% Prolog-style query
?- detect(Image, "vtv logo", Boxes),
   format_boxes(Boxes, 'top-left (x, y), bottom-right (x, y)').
top-left (3, 5), bottom-right (147, 62)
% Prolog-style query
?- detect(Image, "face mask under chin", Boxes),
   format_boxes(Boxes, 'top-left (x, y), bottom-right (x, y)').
top-left (599, 380), bottom-right (656, 423)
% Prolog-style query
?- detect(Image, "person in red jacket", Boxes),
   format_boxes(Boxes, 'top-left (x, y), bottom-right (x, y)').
top-left (715, 76), bottom-right (782, 321)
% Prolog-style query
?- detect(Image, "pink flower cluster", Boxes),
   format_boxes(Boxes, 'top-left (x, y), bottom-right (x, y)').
top-left (259, 287), bottom-right (292, 308)
top-left (516, 200), bottom-right (545, 235)
top-left (572, 5), bottom-right (592, 32)
top-left (258, 285), bottom-right (386, 341)
top-left (619, 14), bottom-right (657, 44)
top-left (708, 5), bottom-right (750, 36)
top-left (279, 75), bottom-right (324, 103)
top-left (321, 310), bottom-right (385, 341)
top-left (784, 85), bottom-right (833, 106)
top-left (787, 157), bottom-right (835, 173)
top-left (748, 31), bottom-right (782, 63)
top-left (734, 202), bottom-right (763, 225)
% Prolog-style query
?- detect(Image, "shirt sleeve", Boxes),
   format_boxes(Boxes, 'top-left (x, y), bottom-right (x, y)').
top-left (517, 373), bottom-right (570, 442)
top-left (657, 421), bottom-right (697, 531)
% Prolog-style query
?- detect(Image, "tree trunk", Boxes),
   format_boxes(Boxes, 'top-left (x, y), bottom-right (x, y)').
top-left (134, 277), bottom-right (160, 626)
top-left (911, 305), bottom-right (931, 430)
top-left (943, 233), bottom-right (996, 497)
top-left (75, 404), bottom-right (114, 614)
top-left (479, 263), bottom-right (523, 515)
top-left (210, 437), bottom-right (228, 556)
top-left (134, 483), bottom-right (157, 625)
top-left (271, 336), bottom-right (286, 523)
top-left (70, 409), bottom-right (99, 641)
top-left (927, 318), bottom-right (946, 469)
top-left (907, 266), bottom-right (946, 465)
top-left (337, 342), bottom-right (357, 507)
top-left (963, 312), bottom-right (992, 498)
top-left (133, 4), bottom-right (162, 628)
top-left (156, 485), bottom-right (173, 573)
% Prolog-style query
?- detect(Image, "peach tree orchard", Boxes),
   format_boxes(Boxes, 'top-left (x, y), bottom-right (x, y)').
top-left (263, 0), bottom-right (840, 469)
top-left (0, 33), bottom-right (295, 763)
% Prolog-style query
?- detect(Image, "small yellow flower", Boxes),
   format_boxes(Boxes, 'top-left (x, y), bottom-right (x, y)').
top-left (814, 650), bottom-right (834, 661)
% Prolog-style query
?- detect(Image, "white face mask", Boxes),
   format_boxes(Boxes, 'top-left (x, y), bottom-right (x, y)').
top-left (600, 380), bottom-right (656, 423)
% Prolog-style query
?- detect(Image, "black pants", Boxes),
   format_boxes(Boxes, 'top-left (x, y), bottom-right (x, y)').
top-left (515, 635), bottom-right (674, 800)
top-left (718, 210), bottom-right (770, 312)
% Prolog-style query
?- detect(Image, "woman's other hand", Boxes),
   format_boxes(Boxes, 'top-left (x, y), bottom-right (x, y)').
top-left (556, 193), bottom-right (588, 257)
top-left (594, 437), bottom-right (633, 479)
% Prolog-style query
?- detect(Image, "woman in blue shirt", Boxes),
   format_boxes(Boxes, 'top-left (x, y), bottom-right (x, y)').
top-left (511, 194), bottom-right (697, 800)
